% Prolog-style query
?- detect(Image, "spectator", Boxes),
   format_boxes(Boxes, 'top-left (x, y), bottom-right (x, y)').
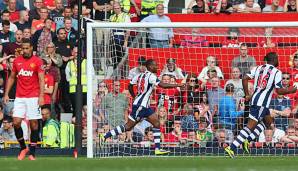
top-left (222, 27), bottom-right (241, 48)
top-left (258, 123), bottom-right (285, 143)
top-left (218, 83), bottom-right (244, 142)
top-left (207, 77), bottom-right (224, 113)
top-left (40, 42), bottom-right (63, 68)
top-left (101, 80), bottom-right (129, 127)
top-left (7, 0), bottom-right (22, 23)
top-left (14, 10), bottom-right (31, 31)
top-left (3, 29), bottom-right (23, 58)
top-left (235, 0), bottom-right (261, 13)
top-left (29, 0), bottom-right (44, 22)
top-left (0, 20), bottom-right (16, 48)
top-left (54, 28), bottom-right (73, 113)
top-left (141, 4), bottom-right (174, 48)
top-left (0, 104), bottom-right (3, 126)
top-left (211, 129), bottom-right (229, 147)
top-left (93, 82), bottom-right (108, 126)
top-left (196, 116), bottom-right (213, 147)
top-left (231, 43), bottom-right (256, 77)
top-left (109, 2), bottom-right (131, 68)
top-left (0, 10), bottom-right (18, 32)
top-left (155, 74), bottom-right (181, 122)
top-left (41, 105), bottom-right (60, 147)
top-left (269, 94), bottom-right (291, 131)
top-left (44, 0), bottom-right (56, 10)
top-left (225, 67), bottom-right (245, 108)
top-left (50, 0), bottom-right (64, 23)
top-left (55, 6), bottom-right (78, 31)
top-left (93, 0), bottom-right (113, 21)
top-left (63, 17), bottom-right (78, 45)
top-left (263, 0), bottom-right (284, 12)
top-left (128, 56), bottom-right (147, 79)
top-left (65, 47), bottom-right (88, 117)
top-left (23, 28), bottom-right (32, 39)
top-left (181, 103), bottom-right (198, 132)
top-left (160, 58), bottom-right (185, 79)
top-left (215, 0), bottom-right (234, 13)
top-left (195, 90), bottom-right (215, 131)
top-left (283, 0), bottom-right (297, 12)
top-left (198, 56), bottom-right (224, 84)
top-left (140, 127), bottom-right (154, 147)
top-left (42, 58), bottom-right (55, 106)
top-left (164, 119), bottom-right (188, 144)
top-left (157, 106), bottom-right (167, 134)
top-left (183, 74), bottom-right (203, 105)
top-left (186, 130), bottom-right (199, 147)
top-left (280, 126), bottom-right (298, 143)
top-left (32, 18), bottom-right (57, 56)
top-left (259, 27), bottom-right (277, 48)
top-left (31, 7), bottom-right (56, 35)
top-left (0, 0), bottom-right (25, 11)
top-left (0, 55), bottom-right (16, 116)
top-left (42, 53), bottom-right (61, 118)
top-left (0, 116), bottom-right (18, 148)
top-left (187, 0), bottom-right (209, 13)
top-left (140, 0), bottom-right (158, 19)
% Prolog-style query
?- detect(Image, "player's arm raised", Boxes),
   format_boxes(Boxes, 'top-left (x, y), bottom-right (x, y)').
top-left (242, 75), bottom-right (252, 101)
top-left (3, 71), bottom-right (17, 104)
top-left (276, 86), bottom-right (297, 95)
top-left (158, 82), bottom-right (185, 89)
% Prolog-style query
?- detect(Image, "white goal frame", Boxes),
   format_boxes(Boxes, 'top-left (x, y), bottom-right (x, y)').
top-left (86, 21), bottom-right (298, 158)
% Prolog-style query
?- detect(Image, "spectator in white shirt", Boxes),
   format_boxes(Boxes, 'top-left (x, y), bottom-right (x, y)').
top-left (160, 58), bottom-right (185, 79)
top-left (258, 123), bottom-right (285, 143)
top-left (236, 0), bottom-right (261, 13)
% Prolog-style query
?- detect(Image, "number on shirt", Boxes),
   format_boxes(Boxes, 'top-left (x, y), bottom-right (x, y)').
top-left (257, 74), bottom-right (269, 89)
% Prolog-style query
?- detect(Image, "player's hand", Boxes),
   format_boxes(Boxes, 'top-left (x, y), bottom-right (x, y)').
top-left (293, 82), bottom-right (298, 89)
top-left (244, 95), bottom-right (251, 102)
top-left (3, 95), bottom-right (9, 105)
top-left (38, 96), bottom-right (44, 106)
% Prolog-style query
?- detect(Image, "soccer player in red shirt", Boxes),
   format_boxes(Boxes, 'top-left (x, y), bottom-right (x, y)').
top-left (43, 58), bottom-right (55, 106)
top-left (3, 38), bottom-right (45, 161)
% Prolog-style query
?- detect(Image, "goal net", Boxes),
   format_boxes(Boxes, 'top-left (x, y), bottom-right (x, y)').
top-left (86, 22), bottom-right (298, 158)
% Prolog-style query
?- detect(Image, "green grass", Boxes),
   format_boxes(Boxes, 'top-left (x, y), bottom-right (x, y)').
top-left (1, 156), bottom-right (298, 171)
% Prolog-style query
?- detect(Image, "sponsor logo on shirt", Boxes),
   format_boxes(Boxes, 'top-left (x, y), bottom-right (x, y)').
top-left (18, 68), bottom-right (33, 76)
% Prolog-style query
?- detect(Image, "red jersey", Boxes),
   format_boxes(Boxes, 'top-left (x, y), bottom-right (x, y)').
top-left (13, 55), bottom-right (44, 98)
top-left (44, 73), bottom-right (54, 104)
top-left (9, 11), bottom-right (20, 23)
top-left (155, 87), bottom-right (180, 120)
top-left (163, 131), bottom-right (188, 142)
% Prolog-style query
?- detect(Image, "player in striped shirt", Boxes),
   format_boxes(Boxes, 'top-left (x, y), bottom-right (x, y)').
top-left (225, 52), bottom-right (298, 158)
top-left (102, 59), bottom-right (185, 155)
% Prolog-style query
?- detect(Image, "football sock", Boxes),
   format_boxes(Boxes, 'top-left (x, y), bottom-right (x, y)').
top-left (231, 126), bottom-right (252, 151)
top-left (29, 130), bottom-right (39, 156)
top-left (104, 125), bottom-right (125, 139)
top-left (152, 128), bottom-right (161, 150)
top-left (14, 126), bottom-right (26, 150)
top-left (247, 122), bottom-right (266, 142)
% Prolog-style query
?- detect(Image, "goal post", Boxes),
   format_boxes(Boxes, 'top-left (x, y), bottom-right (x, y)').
top-left (86, 21), bottom-right (298, 158)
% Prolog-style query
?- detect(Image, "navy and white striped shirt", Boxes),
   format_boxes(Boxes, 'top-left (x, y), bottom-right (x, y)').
top-left (247, 64), bottom-right (283, 108)
top-left (130, 71), bottom-right (160, 108)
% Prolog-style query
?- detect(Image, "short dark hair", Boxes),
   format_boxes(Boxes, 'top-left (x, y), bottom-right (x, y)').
top-left (145, 59), bottom-right (155, 68)
top-left (41, 104), bottom-right (51, 111)
top-left (22, 38), bottom-right (32, 45)
top-left (2, 20), bottom-right (10, 27)
top-left (1, 10), bottom-right (10, 16)
top-left (294, 53), bottom-right (298, 59)
top-left (264, 52), bottom-right (278, 63)
top-left (57, 28), bottom-right (65, 34)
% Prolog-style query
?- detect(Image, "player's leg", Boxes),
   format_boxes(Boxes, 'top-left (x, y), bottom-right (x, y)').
top-left (225, 105), bottom-right (267, 158)
top-left (103, 119), bottom-right (137, 140)
top-left (26, 97), bottom-right (42, 160)
top-left (12, 98), bottom-right (28, 160)
top-left (28, 119), bottom-right (39, 160)
top-left (146, 112), bottom-right (170, 155)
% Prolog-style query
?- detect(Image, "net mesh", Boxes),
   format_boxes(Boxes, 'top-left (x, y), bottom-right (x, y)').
top-left (88, 25), bottom-right (298, 157)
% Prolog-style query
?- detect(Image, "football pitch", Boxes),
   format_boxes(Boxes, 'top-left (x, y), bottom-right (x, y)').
top-left (1, 156), bottom-right (298, 171)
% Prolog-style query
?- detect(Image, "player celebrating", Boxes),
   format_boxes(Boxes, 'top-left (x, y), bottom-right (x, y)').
top-left (225, 52), bottom-right (297, 158)
top-left (3, 38), bottom-right (45, 160)
top-left (102, 59), bottom-right (184, 155)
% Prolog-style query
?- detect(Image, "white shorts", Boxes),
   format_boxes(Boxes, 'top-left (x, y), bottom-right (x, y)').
top-left (13, 97), bottom-right (41, 120)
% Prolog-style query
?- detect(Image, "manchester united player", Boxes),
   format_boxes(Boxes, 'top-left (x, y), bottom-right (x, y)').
top-left (3, 38), bottom-right (45, 160)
